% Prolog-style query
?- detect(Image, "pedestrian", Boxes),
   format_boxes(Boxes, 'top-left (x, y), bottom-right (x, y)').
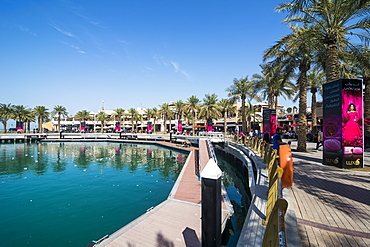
top-left (263, 132), bottom-right (270, 143)
top-left (272, 127), bottom-right (287, 152)
top-left (316, 129), bottom-right (323, 150)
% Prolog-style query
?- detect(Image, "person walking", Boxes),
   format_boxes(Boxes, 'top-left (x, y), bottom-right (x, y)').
top-left (316, 129), bottom-right (323, 150)
top-left (272, 127), bottom-right (287, 152)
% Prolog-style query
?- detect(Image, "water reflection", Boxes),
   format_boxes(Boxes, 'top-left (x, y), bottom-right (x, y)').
top-left (0, 142), bottom-right (188, 181)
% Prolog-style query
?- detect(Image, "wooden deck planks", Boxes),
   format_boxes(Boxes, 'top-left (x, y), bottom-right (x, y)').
top-left (290, 152), bottom-right (370, 247)
top-left (98, 139), bottom-right (230, 246)
top-left (100, 200), bottom-right (201, 246)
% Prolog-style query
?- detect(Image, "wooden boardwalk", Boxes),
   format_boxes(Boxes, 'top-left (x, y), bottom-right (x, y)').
top-left (289, 151), bottom-right (370, 247)
top-left (98, 139), bottom-right (229, 246)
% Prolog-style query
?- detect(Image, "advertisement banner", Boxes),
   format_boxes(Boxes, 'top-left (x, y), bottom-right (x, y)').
top-left (81, 121), bottom-right (86, 132)
top-left (263, 109), bottom-right (276, 140)
top-left (206, 118), bottom-right (213, 132)
top-left (115, 122), bottom-right (120, 132)
top-left (323, 79), bottom-right (363, 168)
top-left (16, 121), bottom-right (23, 132)
top-left (178, 120), bottom-right (182, 132)
top-left (147, 122), bottom-right (152, 133)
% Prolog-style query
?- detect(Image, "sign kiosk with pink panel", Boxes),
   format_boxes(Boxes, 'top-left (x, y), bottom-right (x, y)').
top-left (262, 109), bottom-right (276, 140)
top-left (323, 79), bottom-right (364, 168)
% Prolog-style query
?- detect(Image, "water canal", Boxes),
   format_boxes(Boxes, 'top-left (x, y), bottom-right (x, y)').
top-left (0, 142), bottom-right (187, 247)
top-left (0, 142), bottom-right (251, 246)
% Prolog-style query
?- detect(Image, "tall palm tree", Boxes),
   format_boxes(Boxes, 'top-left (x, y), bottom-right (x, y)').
top-left (219, 99), bottom-right (236, 136)
top-left (145, 107), bottom-right (159, 133)
top-left (307, 68), bottom-right (325, 127)
top-left (128, 108), bottom-right (138, 133)
top-left (254, 63), bottom-right (296, 110)
top-left (264, 25), bottom-right (316, 152)
top-left (12, 105), bottom-right (31, 132)
top-left (24, 109), bottom-right (34, 133)
top-left (0, 103), bottom-right (14, 133)
top-left (33, 106), bottom-right (50, 133)
top-left (174, 100), bottom-right (185, 126)
top-left (226, 76), bottom-right (260, 135)
top-left (96, 111), bottom-right (109, 133)
top-left (198, 93), bottom-right (222, 128)
top-left (52, 105), bottom-right (68, 132)
top-left (159, 103), bottom-right (174, 133)
top-left (277, 0), bottom-right (370, 82)
top-left (75, 110), bottom-right (91, 132)
top-left (185, 95), bottom-right (201, 136)
top-left (113, 108), bottom-right (125, 131)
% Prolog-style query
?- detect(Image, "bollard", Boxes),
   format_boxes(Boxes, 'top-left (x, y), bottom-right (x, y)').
top-left (201, 159), bottom-right (222, 247)
top-left (59, 131), bottom-right (63, 139)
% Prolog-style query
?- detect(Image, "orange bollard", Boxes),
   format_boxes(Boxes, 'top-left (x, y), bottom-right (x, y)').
top-left (279, 145), bottom-right (293, 188)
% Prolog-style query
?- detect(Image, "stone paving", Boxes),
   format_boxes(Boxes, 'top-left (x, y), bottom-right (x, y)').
top-left (286, 140), bottom-right (370, 246)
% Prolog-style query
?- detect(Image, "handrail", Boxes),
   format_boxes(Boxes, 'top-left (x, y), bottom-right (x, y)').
top-left (244, 136), bottom-right (288, 246)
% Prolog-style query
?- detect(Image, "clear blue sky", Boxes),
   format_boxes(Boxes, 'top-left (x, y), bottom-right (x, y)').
top-left (1, 0), bottom-right (295, 116)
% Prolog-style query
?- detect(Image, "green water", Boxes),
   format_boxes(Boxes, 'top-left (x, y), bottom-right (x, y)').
top-left (0, 142), bottom-right (188, 247)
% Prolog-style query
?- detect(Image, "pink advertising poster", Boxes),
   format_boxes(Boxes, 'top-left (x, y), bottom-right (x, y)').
top-left (147, 122), bottom-right (152, 133)
top-left (115, 122), bottom-right (120, 132)
top-left (323, 79), bottom-right (363, 168)
top-left (263, 109), bottom-right (276, 140)
top-left (178, 120), bottom-right (182, 132)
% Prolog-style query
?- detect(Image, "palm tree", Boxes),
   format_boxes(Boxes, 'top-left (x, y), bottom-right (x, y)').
top-left (113, 108), bottom-right (125, 131)
top-left (159, 103), bottom-right (174, 133)
top-left (12, 105), bottom-right (31, 132)
top-left (134, 112), bottom-right (143, 132)
top-left (277, 0), bottom-right (370, 82)
top-left (174, 100), bottom-right (185, 127)
top-left (128, 108), bottom-right (138, 133)
top-left (96, 111), bottom-right (109, 133)
top-left (198, 93), bottom-right (222, 128)
top-left (185, 95), bottom-right (201, 136)
top-left (226, 76), bottom-right (260, 135)
top-left (307, 68), bottom-right (325, 127)
top-left (52, 105), bottom-right (68, 132)
top-left (145, 107), bottom-right (159, 133)
top-left (0, 103), bottom-right (14, 133)
top-left (75, 110), bottom-right (91, 132)
top-left (264, 24), bottom-right (317, 152)
top-left (33, 106), bottom-right (50, 133)
top-left (219, 99), bottom-right (236, 136)
top-left (24, 109), bottom-right (35, 132)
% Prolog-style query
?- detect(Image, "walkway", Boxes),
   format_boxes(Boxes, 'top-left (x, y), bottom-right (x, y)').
top-left (287, 141), bottom-right (370, 246)
top-left (98, 139), bottom-right (223, 246)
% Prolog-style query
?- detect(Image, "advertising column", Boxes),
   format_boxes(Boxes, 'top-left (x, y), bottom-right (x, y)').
top-left (206, 118), bottom-right (213, 132)
top-left (115, 122), bottom-right (120, 132)
top-left (147, 122), bottom-right (152, 133)
top-left (177, 120), bottom-right (182, 133)
top-left (263, 109), bottom-right (276, 141)
top-left (323, 79), bottom-right (363, 168)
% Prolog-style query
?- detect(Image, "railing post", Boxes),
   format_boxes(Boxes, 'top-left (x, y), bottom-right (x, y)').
top-left (201, 159), bottom-right (222, 247)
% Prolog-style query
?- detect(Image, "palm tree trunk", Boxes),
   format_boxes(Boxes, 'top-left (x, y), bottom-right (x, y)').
top-left (2, 120), bottom-right (7, 133)
top-left (297, 64), bottom-right (309, 152)
top-left (241, 95), bottom-right (247, 134)
top-left (58, 113), bottom-right (61, 132)
top-left (325, 42), bottom-right (340, 82)
top-left (311, 90), bottom-right (317, 127)
top-left (38, 117), bottom-right (42, 133)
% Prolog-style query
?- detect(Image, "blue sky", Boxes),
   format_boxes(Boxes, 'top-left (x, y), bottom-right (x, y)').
top-left (1, 0), bottom-right (295, 116)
